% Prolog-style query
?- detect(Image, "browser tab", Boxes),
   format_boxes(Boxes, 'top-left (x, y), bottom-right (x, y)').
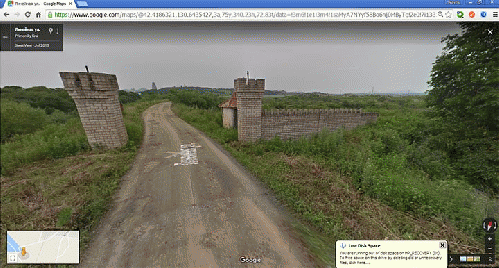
top-left (8, 1), bottom-right (41, 7)
top-left (42, 1), bottom-right (72, 8)
top-left (75, 1), bottom-right (87, 7)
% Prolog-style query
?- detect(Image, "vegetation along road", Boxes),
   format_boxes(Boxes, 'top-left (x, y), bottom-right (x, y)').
top-left (80, 102), bottom-right (316, 267)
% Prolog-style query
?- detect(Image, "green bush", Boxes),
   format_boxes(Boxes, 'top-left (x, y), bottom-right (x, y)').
top-left (402, 112), bottom-right (499, 193)
top-left (1, 99), bottom-right (49, 143)
top-left (451, 138), bottom-right (499, 193)
top-left (360, 161), bottom-right (432, 214)
top-left (48, 109), bottom-right (76, 124)
top-left (308, 128), bottom-right (345, 158)
top-left (406, 141), bottom-right (453, 181)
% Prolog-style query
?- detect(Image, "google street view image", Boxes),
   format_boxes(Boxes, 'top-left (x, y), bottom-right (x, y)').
top-left (1, 21), bottom-right (498, 267)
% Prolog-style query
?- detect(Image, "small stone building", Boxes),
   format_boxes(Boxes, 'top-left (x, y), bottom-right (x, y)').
top-left (218, 91), bottom-right (238, 129)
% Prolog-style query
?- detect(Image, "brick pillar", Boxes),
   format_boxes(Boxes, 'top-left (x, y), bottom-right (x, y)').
top-left (59, 72), bottom-right (128, 149)
top-left (235, 78), bottom-right (265, 142)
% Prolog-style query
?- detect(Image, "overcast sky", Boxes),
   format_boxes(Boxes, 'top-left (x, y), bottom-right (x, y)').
top-left (1, 22), bottom-right (462, 94)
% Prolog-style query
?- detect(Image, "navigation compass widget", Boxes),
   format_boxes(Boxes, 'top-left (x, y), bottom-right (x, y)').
top-left (483, 218), bottom-right (497, 233)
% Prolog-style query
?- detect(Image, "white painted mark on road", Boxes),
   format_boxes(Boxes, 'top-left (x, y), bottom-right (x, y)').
top-left (167, 143), bottom-right (202, 166)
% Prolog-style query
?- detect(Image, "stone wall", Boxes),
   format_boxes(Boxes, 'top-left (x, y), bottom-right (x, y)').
top-left (226, 77), bottom-right (379, 142)
top-left (261, 109), bottom-right (378, 140)
top-left (59, 72), bottom-right (128, 149)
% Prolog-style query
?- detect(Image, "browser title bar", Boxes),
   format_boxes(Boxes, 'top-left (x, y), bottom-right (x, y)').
top-left (74, 0), bottom-right (499, 8)
top-left (1, 0), bottom-right (498, 9)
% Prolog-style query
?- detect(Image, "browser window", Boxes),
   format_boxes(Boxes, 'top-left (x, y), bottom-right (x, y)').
top-left (1, 0), bottom-right (497, 267)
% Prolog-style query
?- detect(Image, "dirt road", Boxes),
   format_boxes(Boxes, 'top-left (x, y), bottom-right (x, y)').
top-left (79, 102), bottom-right (316, 267)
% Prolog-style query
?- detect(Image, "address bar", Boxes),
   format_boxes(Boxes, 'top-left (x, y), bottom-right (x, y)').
top-left (43, 9), bottom-right (455, 21)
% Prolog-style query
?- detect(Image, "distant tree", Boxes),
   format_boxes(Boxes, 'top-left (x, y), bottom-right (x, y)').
top-left (0, 86), bottom-right (23, 93)
top-left (1, 86), bottom-right (77, 114)
top-left (152, 82), bottom-right (157, 90)
top-left (118, 90), bottom-right (142, 104)
top-left (426, 22), bottom-right (499, 137)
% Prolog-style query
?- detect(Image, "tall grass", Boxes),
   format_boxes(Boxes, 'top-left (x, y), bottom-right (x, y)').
top-left (257, 115), bottom-right (498, 241)
top-left (1, 118), bottom-right (89, 175)
top-left (0, 98), bottom-right (166, 175)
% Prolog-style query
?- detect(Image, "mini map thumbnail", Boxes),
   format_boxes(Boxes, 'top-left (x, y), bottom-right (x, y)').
top-left (7, 231), bottom-right (79, 264)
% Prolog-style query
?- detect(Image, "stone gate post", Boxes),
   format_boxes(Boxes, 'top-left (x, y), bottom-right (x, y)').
top-left (59, 72), bottom-right (128, 149)
top-left (235, 77), bottom-right (265, 142)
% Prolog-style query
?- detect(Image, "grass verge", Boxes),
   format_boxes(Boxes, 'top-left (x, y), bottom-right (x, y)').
top-left (0, 99), bottom-right (168, 268)
top-left (171, 102), bottom-right (499, 267)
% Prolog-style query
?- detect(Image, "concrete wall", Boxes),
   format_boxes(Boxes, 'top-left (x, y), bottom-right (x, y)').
top-left (59, 72), bottom-right (128, 149)
top-left (261, 109), bottom-right (378, 140)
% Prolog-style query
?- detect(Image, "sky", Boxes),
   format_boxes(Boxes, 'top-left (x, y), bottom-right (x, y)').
top-left (0, 22), bottom-right (462, 94)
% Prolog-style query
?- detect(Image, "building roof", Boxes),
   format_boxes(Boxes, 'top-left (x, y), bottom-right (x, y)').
top-left (219, 91), bottom-right (237, 108)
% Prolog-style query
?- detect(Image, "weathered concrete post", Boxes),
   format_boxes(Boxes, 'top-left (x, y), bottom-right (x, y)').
top-left (59, 72), bottom-right (128, 149)
top-left (235, 77), bottom-right (265, 142)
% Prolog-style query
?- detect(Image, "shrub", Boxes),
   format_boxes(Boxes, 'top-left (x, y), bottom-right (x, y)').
top-left (1, 99), bottom-right (48, 143)
top-left (48, 109), bottom-right (76, 124)
top-left (451, 138), bottom-right (499, 193)
top-left (406, 141), bottom-right (453, 181)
